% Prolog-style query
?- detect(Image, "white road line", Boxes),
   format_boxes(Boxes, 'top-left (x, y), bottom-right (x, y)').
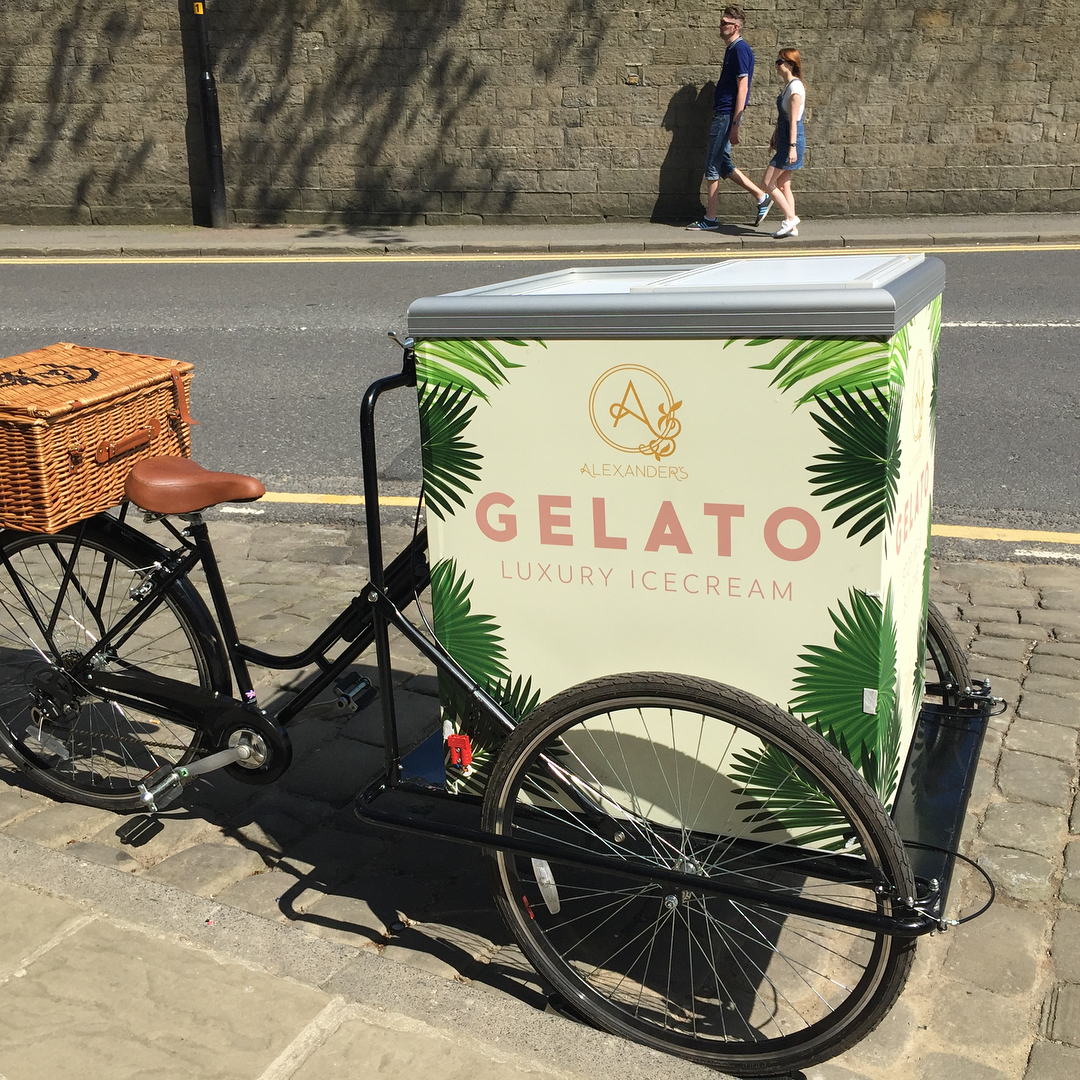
top-left (943, 321), bottom-right (1080, 328)
top-left (1014, 548), bottom-right (1080, 561)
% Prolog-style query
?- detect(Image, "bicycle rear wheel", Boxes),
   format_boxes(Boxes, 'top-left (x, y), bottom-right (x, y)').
top-left (481, 673), bottom-right (915, 1076)
top-left (0, 516), bottom-right (229, 810)
top-left (926, 599), bottom-right (970, 690)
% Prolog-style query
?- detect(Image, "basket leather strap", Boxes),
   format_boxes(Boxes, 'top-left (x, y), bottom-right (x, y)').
top-left (169, 365), bottom-right (199, 426)
top-left (95, 418), bottom-right (161, 464)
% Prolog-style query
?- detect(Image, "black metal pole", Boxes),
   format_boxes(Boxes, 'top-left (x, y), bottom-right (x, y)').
top-left (192, 2), bottom-right (227, 227)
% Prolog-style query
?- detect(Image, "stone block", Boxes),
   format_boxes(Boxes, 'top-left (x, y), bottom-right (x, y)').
top-left (90, 811), bottom-right (215, 865)
top-left (980, 800), bottom-right (1068, 858)
top-left (944, 902), bottom-right (1045, 994)
top-left (1005, 720), bottom-right (1078, 762)
top-left (940, 564), bottom-right (1024, 588)
top-left (142, 842), bottom-right (268, 897)
top-left (977, 845), bottom-right (1055, 903)
top-left (1031, 654), bottom-right (1080, 679)
top-left (970, 585), bottom-right (1038, 609)
top-left (1025, 674), bottom-right (1080, 700)
top-left (1044, 982), bottom-right (1080, 1047)
top-left (0, 787), bottom-right (50, 830)
top-left (931, 980), bottom-right (1037, 1051)
top-left (278, 738), bottom-right (383, 805)
top-left (998, 751), bottom-right (1076, 807)
top-left (971, 637), bottom-right (1032, 662)
top-left (4, 803), bottom-right (121, 849)
top-left (1025, 1038), bottom-right (1080, 1078)
top-left (214, 868), bottom-right (306, 923)
top-left (1019, 694), bottom-right (1080, 729)
top-left (917, 1054), bottom-right (1010, 1080)
top-left (1053, 911), bottom-right (1080, 983)
top-left (0, 880), bottom-right (85, 973)
top-left (302, 874), bottom-right (435, 947)
top-left (0, 917), bottom-right (328, 1078)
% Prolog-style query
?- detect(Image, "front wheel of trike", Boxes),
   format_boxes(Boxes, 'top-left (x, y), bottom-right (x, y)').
top-left (480, 673), bottom-right (916, 1076)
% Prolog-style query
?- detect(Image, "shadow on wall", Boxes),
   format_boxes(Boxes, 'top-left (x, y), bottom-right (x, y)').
top-left (205, 0), bottom-right (611, 225)
top-left (651, 83), bottom-right (714, 225)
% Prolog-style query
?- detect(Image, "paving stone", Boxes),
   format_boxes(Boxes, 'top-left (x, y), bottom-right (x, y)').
top-left (1052, 910), bottom-right (1080, 983)
top-left (142, 841), bottom-right (268, 897)
top-left (998, 751), bottom-right (1076, 807)
top-left (1037, 642), bottom-right (1080, 660)
top-left (1025, 673), bottom-right (1080, 700)
top-left (917, 1054), bottom-right (1011, 1080)
top-left (931, 980), bottom-right (1037, 1051)
top-left (967, 606), bottom-right (1023, 626)
top-left (1005, 720), bottom-right (1078, 762)
top-left (65, 841), bottom-right (141, 873)
top-left (981, 800), bottom-right (1069, 857)
top-left (4, 803), bottom-right (121, 849)
top-left (380, 925), bottom-right (477, 981)
top-left (1026, 566), bottom-right (1080, 590)
top-left (970, 585), bottom-right (1038, 609)
top-left (213, 868), bottom-right (305, 922)
top-left (230, 809), bottom-right (314, 860)
top-left (90, 811), bottom-right (216, 865)
top-left (0, 916), bottom-right (328, 1080)
top-left (342, 688), bottom-right (440, 751)
top-left (278, 737), bottom-right (383, 804)
top-left (832, 998), bottom-right (918, 1070)
top-left (276, 828), bottom-right (388, 892)
top-left (977, 845), bottom-right (1056, 903)
top-left (1030, 653), bottom-right (1080, 679)
top-left (0, 786), bottom-right (50, 829)
top-left (1073, 794), bottom-right (1080, 835)
top-left (944, 903), bottom-right (1045, 995)
top-left (231, 559), bottom-right (314, 586)
top-left (939, 563), bottom-right (1024, 588)
top-left (1018, 693), bottom-right (1080, 729)
top-left (978, 621), bottom-right (1050, 641)
top-left (973, 637), bottom-right (1036, 662)
top-left (288, 1010), bottom-right (558, 1080)
top-left (301, 874), bottom-right (436, 947)
top-left (1024, 1039), bottom-right (1080, 1079)
top-left (1043, 983), bottom-right (1080, 1047)
top-left (969, 654), bottom-right (1028, 682)
top-left (0, 880), bottom-right (85, 973)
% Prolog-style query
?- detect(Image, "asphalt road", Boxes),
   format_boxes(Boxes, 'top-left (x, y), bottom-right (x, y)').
top-left (1, 249), bottom-right (1077, 538)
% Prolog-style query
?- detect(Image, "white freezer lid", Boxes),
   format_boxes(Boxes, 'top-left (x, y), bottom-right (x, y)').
top-left (407, 254), bottom-right (945, 338)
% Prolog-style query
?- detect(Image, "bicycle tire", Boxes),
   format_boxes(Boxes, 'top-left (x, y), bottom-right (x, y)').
top-left (926, 599), bottom-right (970, 690)
top-left (0, 515), bottom-right (230, 810)
top-left (481, 673), bottom-right (916, 1075)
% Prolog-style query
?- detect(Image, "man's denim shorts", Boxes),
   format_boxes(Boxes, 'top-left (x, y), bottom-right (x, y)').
top-left (704, 110), bottom-right (736, 181)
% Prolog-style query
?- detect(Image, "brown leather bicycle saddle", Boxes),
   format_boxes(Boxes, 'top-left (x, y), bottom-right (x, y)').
top-left (126, 457), bottom-right (266, 514)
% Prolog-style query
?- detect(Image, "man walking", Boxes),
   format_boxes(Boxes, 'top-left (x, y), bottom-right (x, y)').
top-left (687, 6), bottom-right (772, 230)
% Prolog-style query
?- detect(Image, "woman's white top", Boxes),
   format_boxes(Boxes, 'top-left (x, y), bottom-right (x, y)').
top-left (780, 78), bottom-right (806, 123)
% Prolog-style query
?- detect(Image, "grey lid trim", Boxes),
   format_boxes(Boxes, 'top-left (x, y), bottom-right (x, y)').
top-left (408, 257), bottom-right (946, 339)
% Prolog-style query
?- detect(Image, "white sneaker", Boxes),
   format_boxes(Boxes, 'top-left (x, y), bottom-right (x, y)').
top-left (772, 218), bottom-right (800, 238)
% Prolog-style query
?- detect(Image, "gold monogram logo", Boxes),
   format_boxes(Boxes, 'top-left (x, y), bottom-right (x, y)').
top-left (589, 365), bottom-right (682, 460)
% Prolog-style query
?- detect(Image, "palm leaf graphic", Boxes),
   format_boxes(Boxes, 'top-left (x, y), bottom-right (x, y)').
top-left (729, 729), bottom-right (859, 850)
top-left (431, 558), bottom-right (510, 691)
top-left (806, 386), bottom-right (901, 546)
top-left (733, 336), bottom-right (895, 407)
top-left (790, 588), bottom-right (897, 774)
top-left (418, 382), bottom-right (482, 520)
top-left (415, 338), bottom-right (533, 402)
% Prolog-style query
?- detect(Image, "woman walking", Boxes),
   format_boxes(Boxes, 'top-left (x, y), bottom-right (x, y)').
top-left (763, 48), bottom-right (806, 238)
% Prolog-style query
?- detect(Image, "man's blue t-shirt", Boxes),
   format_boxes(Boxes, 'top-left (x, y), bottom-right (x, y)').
top-left (713, 38), bottom-right (754, 113)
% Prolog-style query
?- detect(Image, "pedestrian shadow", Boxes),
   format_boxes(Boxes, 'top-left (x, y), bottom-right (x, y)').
top-left (651, 83), bottom-right (714, 225)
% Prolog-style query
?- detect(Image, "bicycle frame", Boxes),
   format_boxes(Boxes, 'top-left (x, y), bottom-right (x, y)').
top-left (2, 340), bottom-right (942, 941)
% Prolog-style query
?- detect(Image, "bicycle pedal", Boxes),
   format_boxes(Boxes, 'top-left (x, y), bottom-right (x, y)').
top-left (334, 672), bottom-right (377, 713)
top-left (137, 764), bottom-right (184, 813)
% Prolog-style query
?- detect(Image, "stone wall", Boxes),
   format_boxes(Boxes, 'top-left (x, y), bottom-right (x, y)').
top-left (0, 1), bottom-right (1076, 225)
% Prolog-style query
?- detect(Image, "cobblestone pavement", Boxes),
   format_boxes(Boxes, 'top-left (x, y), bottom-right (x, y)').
top-left (2, 519), bottom-right (1079, 1079)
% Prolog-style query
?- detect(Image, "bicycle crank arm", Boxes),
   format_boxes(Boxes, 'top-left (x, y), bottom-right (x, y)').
top-left (355, 788), bottom-right (939, 939)
top-left (137, 742), bottom-right (252, 812)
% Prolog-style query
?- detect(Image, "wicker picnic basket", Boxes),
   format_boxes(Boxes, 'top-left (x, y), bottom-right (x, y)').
top-left (0, 342), bottom-right (196, 533)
